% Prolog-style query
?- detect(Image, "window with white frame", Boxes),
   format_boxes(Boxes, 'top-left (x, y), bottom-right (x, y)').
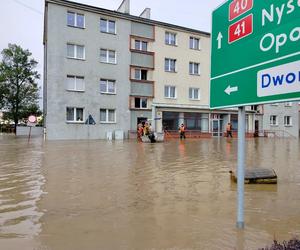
top-left (134, 97), bottom-right (147, 109)
top-left (284, 116), bottom-right (292, 126)
top-left (67, 44), bottom-right (85, 59)
top-left (165, 58), bottom-right (176, 72)
top-left (189, 62), bottom-right (200, 75)
top-left (66, 107), bottom-right (84, 122)
top-left (100, 19), bottom-right (116, 34)
top-left (189, 88), bottom-right (200, 100)
top-left (270, 115), bottom-right (278, 126)
top-left (100, 109), bottom-right (116, 123)
top-left (134, 40), bottom-right (148, 51)
top-left (66, 76), bottom-right (85, 91)
top-left (67, 12), bottom-right (85, 28)
top-left (165, 32), bottom-right (177, 45)
top-left (134, 69), bottom-right (148, 80)
top-left (189, 37), bottom-right (200, 50)
top-left (284, 102), bottom-right (292, 107)
top-left (164, 85), bottom-right (176, 99)
top-left (100, 79), bottom-right (116, 94)
top-left (100, 49), bottom-right (116, 64)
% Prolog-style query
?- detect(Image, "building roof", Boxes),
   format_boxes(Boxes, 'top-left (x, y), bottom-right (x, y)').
top-left (45, 0), bottom-right (211, 37)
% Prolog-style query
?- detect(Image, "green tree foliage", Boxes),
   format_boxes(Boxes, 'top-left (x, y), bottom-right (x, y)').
top-left (0, 44), bottom-right (40, 133)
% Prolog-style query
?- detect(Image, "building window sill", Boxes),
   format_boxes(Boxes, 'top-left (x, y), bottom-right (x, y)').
top-left (100, 31), bottom-right (117, 35)
top-left (66, 121), bottom-right (84, 124)
top-left (165, 43), bottom-right (178, 47)
top-left (100, 92), bottom-right (116, 95)
top-left (100, 61), bottom-right (117, 65)
top-left (100, 122), bottom-right (116, 124)
top-left (66, 89), bottom-right (85, 92)
top-left (67, 57), bottom-right (86, 61)
top-left (67, 25), bottom-right (85, 29)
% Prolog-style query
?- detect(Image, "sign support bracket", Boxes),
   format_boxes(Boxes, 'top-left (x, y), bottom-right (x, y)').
top-left (237, 106), bottom-right (245, 229)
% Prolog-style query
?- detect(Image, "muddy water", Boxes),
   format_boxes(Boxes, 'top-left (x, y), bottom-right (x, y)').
top-left (0, 135), bottom-right (300, 250)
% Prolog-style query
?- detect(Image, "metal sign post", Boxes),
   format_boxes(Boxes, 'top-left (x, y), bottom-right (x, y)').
top-left (237, 106), bottom-right (245, 228)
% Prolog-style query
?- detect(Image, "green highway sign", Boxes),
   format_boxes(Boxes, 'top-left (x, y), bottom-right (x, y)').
top-left (210, 0), bottom-right (300, 109)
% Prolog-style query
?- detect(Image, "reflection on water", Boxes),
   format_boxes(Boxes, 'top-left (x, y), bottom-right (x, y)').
top-left (0, 134), bottom-right (300, 250)
top-left (0, 136), bottom-right (45, 240)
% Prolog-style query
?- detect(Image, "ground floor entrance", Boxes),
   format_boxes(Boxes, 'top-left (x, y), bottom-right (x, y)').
top-left (211, 119), bottom-right (223, 137)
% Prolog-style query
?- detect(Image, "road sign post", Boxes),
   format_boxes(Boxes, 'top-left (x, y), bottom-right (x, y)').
top-left (210, 0), bottom-right (300, 229)
top-left (237, 106), bottom-right (245, 229)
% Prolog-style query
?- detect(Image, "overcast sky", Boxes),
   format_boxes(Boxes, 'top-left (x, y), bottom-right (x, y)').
top-left (0, 0), bottom-right (224, 101)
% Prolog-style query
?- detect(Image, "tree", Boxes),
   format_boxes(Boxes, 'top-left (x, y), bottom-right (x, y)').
top-left (0, 44), bottom-right (40, 133)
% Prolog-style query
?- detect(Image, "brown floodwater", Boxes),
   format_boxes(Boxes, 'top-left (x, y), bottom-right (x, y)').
top-left (0, 134), bottom-right (300, 250)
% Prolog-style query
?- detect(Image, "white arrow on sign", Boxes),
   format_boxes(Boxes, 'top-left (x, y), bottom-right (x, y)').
top-left (217, 32), bottom-right (223, 49)
top-left (225, 85), bottom-right (238, 95)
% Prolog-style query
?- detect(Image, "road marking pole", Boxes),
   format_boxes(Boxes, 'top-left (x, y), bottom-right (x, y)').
top-left (237, 106), bottom-right (245, 229)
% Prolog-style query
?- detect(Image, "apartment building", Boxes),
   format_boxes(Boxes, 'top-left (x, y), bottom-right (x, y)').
top-left (44, 0), bottom-right (213, 139)
top-left (44, 0), bottom-right (283, 140)
top-left (262, 102), bottom-right (299, 138)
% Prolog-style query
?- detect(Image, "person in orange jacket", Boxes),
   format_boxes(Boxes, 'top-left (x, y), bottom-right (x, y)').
top-left (226, 122), bottom-right (233, 138)
top-left (178, 124), bottom-right (186, 139)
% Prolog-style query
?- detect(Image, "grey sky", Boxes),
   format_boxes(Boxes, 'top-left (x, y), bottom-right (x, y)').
top-left (0, 0), bottom-right (224, 100)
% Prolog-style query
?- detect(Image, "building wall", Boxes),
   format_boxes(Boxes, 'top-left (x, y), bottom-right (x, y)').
top-left (262, 102), bottom-right (299, 138)
top-left (45, 3), bottom-right (131, 139)
top-left (152, 26), bottom-right (210, 107)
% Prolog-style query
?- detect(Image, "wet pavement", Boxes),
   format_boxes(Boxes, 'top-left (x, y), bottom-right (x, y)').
top-left (0, 134), bottom-right (300, 250)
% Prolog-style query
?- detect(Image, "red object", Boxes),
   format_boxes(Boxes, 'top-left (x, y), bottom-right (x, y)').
top-left (28, 115), bottom-right (37, 123)
top-left (229, 0), bottom-right (253, 21)
top-left (228, 14), bottom-right (253, 43)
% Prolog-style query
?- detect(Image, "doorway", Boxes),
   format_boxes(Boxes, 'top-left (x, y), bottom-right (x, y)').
top-left (211, 119), bottom-right (223, 137)
top-left (137, 117), bottom-right (148, 126)
top-left (254, 120), bottom-right (259, 137)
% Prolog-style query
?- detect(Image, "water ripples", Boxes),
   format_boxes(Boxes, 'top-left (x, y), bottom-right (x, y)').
top-left (0, 137), bottom-right (45, 238)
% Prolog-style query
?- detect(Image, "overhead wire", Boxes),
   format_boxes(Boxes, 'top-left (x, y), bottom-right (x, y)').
top-left (12, 0), bottom-right (43, 15)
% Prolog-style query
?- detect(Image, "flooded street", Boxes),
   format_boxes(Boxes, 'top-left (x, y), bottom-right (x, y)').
top-left (0, 135), bottom-right (300, 250)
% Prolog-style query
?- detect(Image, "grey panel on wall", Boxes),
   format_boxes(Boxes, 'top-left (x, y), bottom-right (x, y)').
top-left (131, 82), bottom-right (153, 96)
top-left (131, 22), bottom-right (154, 39)
top-left (131, 52), bottom-right (154, 68)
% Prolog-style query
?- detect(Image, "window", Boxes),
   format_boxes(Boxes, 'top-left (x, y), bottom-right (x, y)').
top-left (134, 97), bottom-right (147, 109)
top-left (100, 79), bottom-right (116, 94)
top-left (284, 116), bottom-right (292, 126)
top-left (66, 76), bottom-right (85, 91)
top-left (67, 12), bottom-right (84, 28)
top-left (189, 37), bottom-right (200, 50)
top-left (250, 105), bottom-right (258, 111)
top-left (165, 58), bottom-right (176, 72)
top-left (164, 85), bottom-right (176, 99)
top-left (134, 69), bottom-right (147, 80)
top-left (189, 62), bottom-right (200, 75)
top-left (189, 88), bottom-right (200, 100)
top-left (100, 109), bottom-right (116, 123)
top-left (134, 40), bottom-right (148, 51)
top-left (66, 107), bottom-right (84, 122)
top-left (67, 44), bottom-right (85, 59)
top-left (100, 19), bottom-right (116, 34)
top-left (284, 102), bottom-right (292, 107)
top-left (270, 115), bottom-right (278, 126)
top-left (165, 32), bottom-right (177, 45)
top-left (100, 49), bottom-right (116, 64)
